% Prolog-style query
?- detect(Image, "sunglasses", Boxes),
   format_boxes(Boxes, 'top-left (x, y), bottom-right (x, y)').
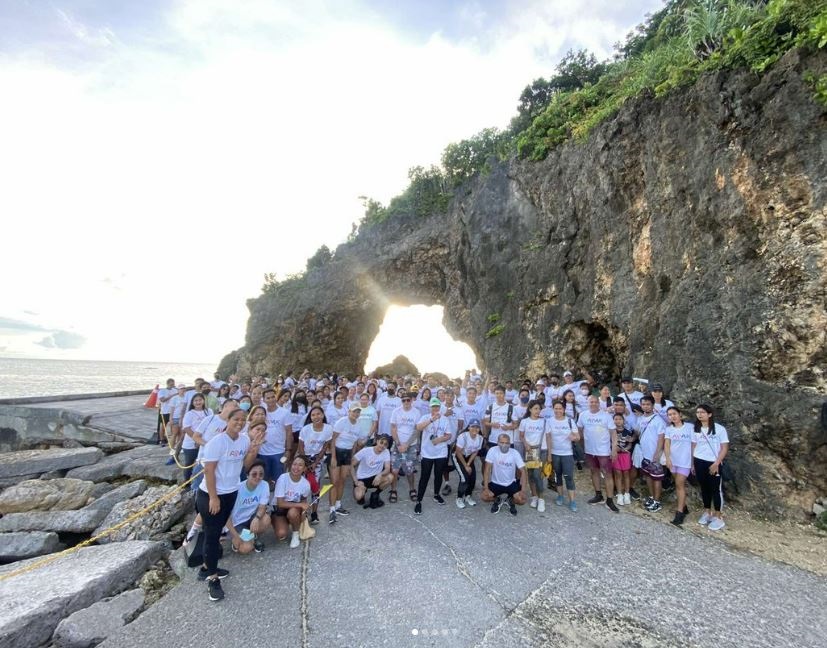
top-left (249, 471), bottom-right (265, 477)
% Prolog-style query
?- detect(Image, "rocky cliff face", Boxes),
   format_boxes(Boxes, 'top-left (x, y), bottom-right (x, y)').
top-left (223, 50), bottom-right (826, 516)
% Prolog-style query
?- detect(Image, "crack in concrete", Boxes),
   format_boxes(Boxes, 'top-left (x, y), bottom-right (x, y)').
top-left (300, 540), bottom-right (311, 648)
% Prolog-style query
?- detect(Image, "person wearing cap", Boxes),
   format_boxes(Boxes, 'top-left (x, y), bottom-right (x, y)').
top-left (650, 384), bottom-right (674, 424)
top-left (453, 418), bottom-right (484, 508)
top-left (351, 434), bottom-right (393, 509)
top-left (327, 401), bottom-right (364, 524)
top-left (412, 398), bottom-right (453, 514)
top-left (390, 391), bottom-right (421, 502)
top-left (157, 378), bottom-right (177, 446)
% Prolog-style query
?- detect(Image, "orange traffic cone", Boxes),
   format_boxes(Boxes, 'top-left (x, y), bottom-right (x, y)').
top-left (144, 384), bottom-right (159, 408)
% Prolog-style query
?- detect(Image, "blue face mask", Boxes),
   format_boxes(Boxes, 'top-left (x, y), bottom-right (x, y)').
top-left (520, 396), bottom-right (529, 404)
top-left (239, 402), bottom-right (251, 411)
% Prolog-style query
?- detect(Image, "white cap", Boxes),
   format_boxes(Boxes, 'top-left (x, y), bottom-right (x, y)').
top-left (563, 371), bottom-right (573, 377)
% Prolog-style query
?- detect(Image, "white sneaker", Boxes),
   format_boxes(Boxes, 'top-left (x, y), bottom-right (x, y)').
top-left (708, 517), bottom-right (726, 531)
top-left (623, 493), bottom-right (631, 506)
top-left (465, 496), bottom-right (476, 507)
top-left (456, 497), bottom-right (466, 509)
top-left (289, 532), bottom-right (300, 549)
top-left (537, 498), bottom-right (546, 513)
top-left (698, 512), bottom-right (711, 526)
top-left (530, 496), bottom-right (538, 508)
top-left (615, 494), bottom-right (623, 507)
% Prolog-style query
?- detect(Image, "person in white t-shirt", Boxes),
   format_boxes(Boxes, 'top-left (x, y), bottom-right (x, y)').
top-left (181, 393), bottom-right (213, 481)
top-left (327, 402), bottom-right (364, 523)
top-left (518, 401), bottom-right (549, 512)
top-left (351, 435), bottom-right (392, 509)
top-left (439, 389), bottom-right (464, 497)
top-left (390, 394), bottom-right (420, 503)
top-left (325, 391), bottom-right (349, 428)
top-left (227, 460), bottom-right (269, 554)
top-left (156, 378), bottom-right (177, 446)
top-left (577, 396), bottom-right (619, 513)
top-left (636, 396), bottom-right (667, 513)
top-left (164, 385), bottom-right (187, 464)
top-left (692, 404), bottom-right (729, 531)
top-left (483, 385), bottom-right (517, 449)
top-left (452, 419), bottom-right (484, 508)
top-left (272, 456), bottom-right (311, 549)
top-left (259, 389), bottom-right (291, 486)
top-left (197, 408), bottom-right (263, 601)
top-left (297, 406), bottom-right (333, 526)
top-left (375, 385), bottom-right (402, 438)
top-left (413, 398), bottom-right (453, 515)
top-left (664, 406), bottom-right (693, 526)
top-left (618, 377), bottom-right (644, 413)
top-left (611, 412), bottom-right (637, 508)
top-left (356, 393), bottom-right (378, 443)
top-left (650, 384), bottom-right (675, 424)
top-left (547, 401), bottom-right (580, 511)
top-left (483, 433), bottom-right (527, 516)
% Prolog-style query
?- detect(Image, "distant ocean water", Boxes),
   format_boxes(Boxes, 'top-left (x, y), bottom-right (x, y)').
top-left (0, 357), bottom-right (217, 399)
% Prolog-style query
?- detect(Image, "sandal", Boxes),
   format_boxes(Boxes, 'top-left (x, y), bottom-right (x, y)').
top-left (389, 490), bottom-right (398, 503)
top-left (409, 489), bottom-right (417, 500)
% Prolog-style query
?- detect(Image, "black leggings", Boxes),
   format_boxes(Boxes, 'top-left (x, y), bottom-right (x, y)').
top-left (451, 454), bottom-right (477, 497)
top-left (196, 489), bottom-right (237, 575)
top-left (157, 412), bottom-right (170, 439)
top-left (693, 458), bottom-right (723, 512)
top-left (417, 457), bottom-right (448, 502)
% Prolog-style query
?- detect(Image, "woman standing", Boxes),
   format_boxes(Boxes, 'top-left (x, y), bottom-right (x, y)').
top-left (297, 406), bottom-right (333, 525)
top-left (692, 404), bottom-right (729, 531)
top-left (413, 398), bottom-right (452, 515)
top-left (664, 406), bottom-right (692, 526)
top-left (561, 389), bottom-right (584, 470)
top-left (181, 394), bottom-right (212, 481)
top-left (518, 401), bottom-right (548, 512)
top-left (547, 401), bottom-right (579, 512)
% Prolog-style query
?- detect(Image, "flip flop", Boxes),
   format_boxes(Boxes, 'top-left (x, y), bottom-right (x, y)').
top-left (409, 489), bottom-right (417, 500)
top-left (389, 490), bottom-right (398, 503)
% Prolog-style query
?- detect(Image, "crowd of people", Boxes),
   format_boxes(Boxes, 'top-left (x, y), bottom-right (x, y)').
top-left (155, 369), bottom-right (730, 602)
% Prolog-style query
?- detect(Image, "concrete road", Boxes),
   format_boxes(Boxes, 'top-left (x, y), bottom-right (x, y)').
top-left (27, 395), bottom-right (156, 441)
top-left (100, 487), bottom-right (827, 648)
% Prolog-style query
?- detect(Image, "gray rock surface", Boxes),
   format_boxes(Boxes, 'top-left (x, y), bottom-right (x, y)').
top-left (39, 469), bottom-right (68, 480)
top-left (0, 448), bottom-right (103, 480)
top-left (0, 531), bottom-right (62, 562)
top-left (83, 481), bottom-right (148, 514)
top-left (93, 486), bottom-right (192, 543)
top-left (0, 509), bottom-right (108, 534)
top-left (0, 540), bottom-right (164, 648)
top-left (0, 474), bottom-right (39, 488)
top-left (0, 478), bottom-right (95, 514)
top-left (66, 446), bottom-right (177, 483)
top-left (52, 589), bottom-right (145, 648)
top-left (88, 482), bottom-right (116, 499)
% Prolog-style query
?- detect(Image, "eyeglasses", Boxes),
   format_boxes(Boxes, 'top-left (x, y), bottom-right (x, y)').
top-left (249, 471), bottom-right (264, 477)
top-left (402, 398), bottom-right (411, 402)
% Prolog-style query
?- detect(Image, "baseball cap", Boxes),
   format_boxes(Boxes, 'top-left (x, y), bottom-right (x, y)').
top-left (429, 397), bottom-right (441, 407)
top-left (466, 418), bottom-right (481, 429)
top-left (348, 402), bottom-right (362, 411)
top-left (563, 371), bottom-right (573, 377)
top-left (651, 383), bottom-right (664, 391)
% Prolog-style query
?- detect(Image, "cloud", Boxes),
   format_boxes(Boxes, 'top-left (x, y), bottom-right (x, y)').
top-left (0, 317), bottom-right (48, 334)
top-left (36, 330), bottom-right (86, 350)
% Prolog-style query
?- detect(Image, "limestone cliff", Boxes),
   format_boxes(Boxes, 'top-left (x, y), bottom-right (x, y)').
top-left (222, 50), bottom-right (827, 516)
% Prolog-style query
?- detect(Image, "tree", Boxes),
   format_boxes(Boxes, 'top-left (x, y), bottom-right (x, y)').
top-left (442, 128), bottom-right (510, 186)
top-left (306, 245), bottom-right (332, 271)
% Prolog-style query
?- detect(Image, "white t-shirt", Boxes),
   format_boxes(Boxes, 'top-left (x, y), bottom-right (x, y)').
top-left (354, 447), bottom-right (390, 480)
top-left (198, 433), bottom-right (250, 495)
top-left (666, 423), bottom-right (694, 468)
top-left (462, 399), bottom-right (486, 424)
top-left (518, 417), bottom-right (548, 451)
top-left (376, 395), bottom-right (402, 437)
top-left (390, 406), bottom-right (419, 446)
top-left (195, 413), bottom-right (228, 460)
top-left (357, 405), bottom-right (378, 438)
top-left (577, 410), bottom-right (616, 456)
top-left (455, 431), bottom-right (483, 457)
top-left (181, 408), bottom-right (212, 450)
top-left (442, 403), bottom-right (463, 442)
top-left (692, 424), bottom-right (729, 462)
top-left (333, 416), bottom-right (362, 450)
top-left (230, 479), bottom-right (270, 526)
top-left (158, 387), bottom-right (177, 415)
top-left (273, 473), bottom-right (310, 505)
top-left (636, 413), bottom-right (666, 461)
top-left (325, 403), bottom-right (348, 427)
top-left (299, 423), bottom-right (333, 458)
top-left (547, 416), bottom-right (576, 456)
top-left (418, 414), bottom-right (452, 459)
top-left (169, 394), bottom-right (186, 419)
top-left (210, 379), bottom-right (227, 390)
top-left (262, 407), bottom-right (290, 456)
top-left (485, 447), bottom-right (525, 486)
top-left (486, 402), bottom-right (514, 443)
top-left (619, 390), bottom-right (645, 411)
top-left (653, 399), bottom-right (675, 423)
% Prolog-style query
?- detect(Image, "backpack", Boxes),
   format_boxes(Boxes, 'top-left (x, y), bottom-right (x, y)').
top-left (485, 403), bottom-right (513, 423)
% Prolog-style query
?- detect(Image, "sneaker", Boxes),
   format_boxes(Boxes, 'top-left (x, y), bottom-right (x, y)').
top-left (414, 501), bottom-right (422, 515)
top-left (648, 500), bottom-right (662, 513)
top-left (336, 508), bottom-right (350, 516)
top-left (328, 510), bottom-right (337, 525)
top-left (198, 567), bottom-right (229, 581)
top-left (529, 496), bottom-right (538, 508)
top-left (698, 512), bottom-right (711, 525)
top-left (165, 457), bottom-right (176, 465)
top-left (587, 493), bottom-right (604, 505)
top-left (490, 496), bottom-right (501, 514)
top-left (208, 578), bottom-right (224, 602)
top-left (555, 494), bottom-right (565, 506)
top-left (537, 498), bottom-right (546, 513)
top-left (433, 494), bottom-right (446, 505)
top-left (310, 512), bottom-right (319, 525)
top-left (576, 461), bottom-right (583, 471)
top-left (606, 498), bottom-right (619, 513)
top-left (623, 493), bottom-right (631, 506)
top-left (644, 496), bottom-right (654, 508)
top-left (615, 494), bottom-right (623, 507)
top-left (456, 497), bottom-right (466, 509)
top-left (569, 500), bottom-right (578, 512)
top-left (464, 496), bottom-right (476, 507)
top-left (629, 488), bottom-right (641, 501)
top-left (254, 540), bottom-right (264, 553)
top-left (671, 511), bottom-right (686, 527)
top-left (508, 497), bottom-right (517, 516)
top-left (442, 484), bottom-right (452, 496)
top-left (290, 533), bottom-right (300, 549)
top-left (708, 517), bottom-right (725, 531)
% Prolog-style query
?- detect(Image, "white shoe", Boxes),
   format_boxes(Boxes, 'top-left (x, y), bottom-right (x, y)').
top-left (465, 496), bottom-right (476, 507)
top-left (290, 533), bottom-right (300, 549)
top-left (456, 497), bottom-right (466, 509)
top-left (537, 498), bottom-right (545, 513)
top-left (615, 494), bottom-right (623, 506)
top-left (698, 512), bottom-right (711, 525)
top-left (623, 493), bottom-right (631, 506)
top-left (530, 496), bottom-right (538, 508)
top-left (708, 517), bottom-right (725, 531)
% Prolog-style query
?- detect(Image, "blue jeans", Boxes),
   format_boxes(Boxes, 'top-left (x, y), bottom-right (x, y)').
top-left (259, 453), bottom-right (284, 483)
top-left (182, 448), bottom-right (199, 482)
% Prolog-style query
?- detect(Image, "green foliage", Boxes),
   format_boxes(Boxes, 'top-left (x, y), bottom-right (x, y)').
top-left (815, 510), bottom-right (827, 531)
top-left (261, 271), bottom-right (306, 296)
top-left (442, 128), bottom-right (512, 186)
top-left (486, 313), bottom-right (501, 323)
top-left (485, 323), bottom-right (506, 338)
top-left (804, 71), bottom-right (827, 106)
top-left (306, 245), bottom-right (332, 272)
top-left (506, 291), bottom-right (515, 300)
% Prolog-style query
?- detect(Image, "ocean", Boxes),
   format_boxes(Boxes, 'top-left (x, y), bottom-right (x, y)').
top-left (0, 357), bottom-right (217, 399)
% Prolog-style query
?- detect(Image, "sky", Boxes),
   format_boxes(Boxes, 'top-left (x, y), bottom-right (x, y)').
top-left (0, 0), bottom-right (662, 375)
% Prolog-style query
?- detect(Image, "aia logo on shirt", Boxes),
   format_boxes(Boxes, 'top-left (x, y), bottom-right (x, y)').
top-left (228, 449), bottom-right (243, 458)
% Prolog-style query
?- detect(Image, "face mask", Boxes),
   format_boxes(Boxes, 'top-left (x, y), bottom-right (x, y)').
top-left (520, 396), bottom-right (529, 404)
top-left (498, 443), bottom-right (510, 453)
top-left (297, 396), bottom-right (307, 405)
top-left (581, 390), bottom-right (590, 397)
top-left (239, 402), bottom-right (251, 411)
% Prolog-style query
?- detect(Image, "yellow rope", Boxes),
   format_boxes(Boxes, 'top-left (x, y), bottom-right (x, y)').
top-left (159, 408), bottom-right (197, 470)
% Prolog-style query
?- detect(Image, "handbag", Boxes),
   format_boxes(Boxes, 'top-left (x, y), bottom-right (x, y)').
top-left (700, 431), bottom-right (736, 486)
top-left (525, 445), bottom-right (541, 469)
top-left (299, 516), bottom-right (316, 541)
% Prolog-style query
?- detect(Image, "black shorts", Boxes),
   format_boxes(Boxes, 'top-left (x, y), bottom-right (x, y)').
top-left (334, 447), bottom-right (352, 465)
top-left (272, 508), bottom-right (289, 517)
top-left (360, 475), bottom-right (378, 489)
top-left (234, 515), bottom-right (256, 531)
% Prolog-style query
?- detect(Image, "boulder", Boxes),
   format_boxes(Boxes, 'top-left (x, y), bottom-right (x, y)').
top-left (0, 541), bottom-right (164, 648)
top-left (39, 469), bottom-right (68, 480)
top-left (64, 455), bottom-right (130, 482)
top-left (83, 481), bottom-right (148, 515)
top-left (0, 474), bottom-right (39, 488)
top-left (52, 588), bottom-right (145, 648)
top-left (0, 448), bottom-right (103, 480)
top-left (0, 479), bottom-right (95, 514)
top-left (0, 509), bottom-right (108, 534)
top-left (0, 532), bottom-right (62, 562)
top-left (65, 446), bottom-right (176, 483)
top-left (93, 486), bottom-right (192, 543)
top-left (88, 483), bottom-right (115, 499)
